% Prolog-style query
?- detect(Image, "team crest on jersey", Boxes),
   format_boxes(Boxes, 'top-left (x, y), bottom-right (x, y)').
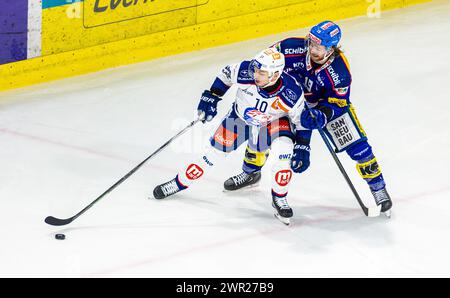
top-left (244, 108), bottom-right (273, 126)
top-left (275, 170), bottom-right (293, 186)
top-left (186, 164), bottom-right (204, 180)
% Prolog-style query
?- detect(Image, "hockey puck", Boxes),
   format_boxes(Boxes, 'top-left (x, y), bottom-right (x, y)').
top-left (55, 234), bottom-right (65, 240)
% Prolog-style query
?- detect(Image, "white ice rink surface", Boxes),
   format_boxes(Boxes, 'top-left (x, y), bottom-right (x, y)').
top-left (1, 1), bottom-right (450, 277)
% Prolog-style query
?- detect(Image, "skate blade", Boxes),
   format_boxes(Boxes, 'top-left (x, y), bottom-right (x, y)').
top-left (274, 213), bottom-right (291, 226)
top-left (383, 209), bottom-right (392, 218)
top-left (222, 182), bottom-right (260, 193)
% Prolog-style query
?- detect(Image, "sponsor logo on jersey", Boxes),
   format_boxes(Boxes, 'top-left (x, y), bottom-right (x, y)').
top-left (335, 86), bottom-right (349, 96)
top-left (278, 154), bottom-right (292, 160)
top-left (327, 66), bottom-right (342, 86)
top-left (239, 69), bottom-right (250, 77)
top-left (285, 48), bottom-right (306, 55)
top-left (202, 156), bottom-right (214, 167)
top-left (272, 53), bottom-right (282, 60)
top-left (270, 97), bottom-right (289, 112)
top-left (186, 164), bottom-right (204, 180)
top-left (213, 126), bottom-right (238, 147)
top-left (241, 88), bottom-right (254, 96)
top-left (275, 170), bottom-right (293, 187)
top-left (285, 67), bottom-right (294, 73)
top-left (328, 97), bottom-right (348, 107)
top-left (326, 113), bottom-right (362, 150)
top-left (293, 62), bottom-right (304, 68)
top-left (357, 157), bottom-right (381, 179)
top-left (316, 74), bottom-right (324, 87)
top-left (284, 88), bottom-right (298, 102)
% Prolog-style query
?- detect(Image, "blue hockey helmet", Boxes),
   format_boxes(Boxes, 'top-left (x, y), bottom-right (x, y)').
top-left (308, 21), bottom-right (342, 50)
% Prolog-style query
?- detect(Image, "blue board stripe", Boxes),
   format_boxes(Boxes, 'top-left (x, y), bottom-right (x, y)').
top-left (42, 0), bottom-right (83, 9)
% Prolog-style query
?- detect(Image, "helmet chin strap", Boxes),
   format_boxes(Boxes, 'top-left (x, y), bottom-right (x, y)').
top-left (311, 48), bottom-right (334, 64)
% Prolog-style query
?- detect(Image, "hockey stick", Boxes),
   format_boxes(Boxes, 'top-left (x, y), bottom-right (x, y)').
top-left (45, 118), bottom-right (202, 226)
top-left (305, 105), bottom-right (381, 217)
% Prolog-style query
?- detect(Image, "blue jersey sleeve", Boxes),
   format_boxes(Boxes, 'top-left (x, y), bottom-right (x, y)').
top-left (273, 37), bottom-right (307, 73)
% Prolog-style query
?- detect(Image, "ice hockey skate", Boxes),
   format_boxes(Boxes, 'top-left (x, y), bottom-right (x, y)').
top-left (272, 195), bottom-right (293, 225)
top-left (224, 171), bottom-right (261, 191)
top-left (153, 178), bottom-right (185, 200)
top-left (371, 187), bottom-right (393, 218)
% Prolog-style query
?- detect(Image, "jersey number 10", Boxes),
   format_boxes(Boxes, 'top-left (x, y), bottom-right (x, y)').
top-left (255, 98), bottom-right (268, 113)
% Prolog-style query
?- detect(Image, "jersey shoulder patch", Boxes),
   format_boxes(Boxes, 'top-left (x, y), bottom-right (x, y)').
top-left (236, 60), bottom-right (255, 84)
top-left (278, 73), bottom-right (303, 108)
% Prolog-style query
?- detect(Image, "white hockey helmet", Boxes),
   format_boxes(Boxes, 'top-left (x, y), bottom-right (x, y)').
top-left (251, 48), bottom-right (285, 79)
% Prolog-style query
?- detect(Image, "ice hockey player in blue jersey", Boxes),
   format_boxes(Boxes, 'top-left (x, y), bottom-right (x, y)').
top-left (225, 21), bottom-right (393, 217)
top-left (152, 48), bottom-right (305, 225)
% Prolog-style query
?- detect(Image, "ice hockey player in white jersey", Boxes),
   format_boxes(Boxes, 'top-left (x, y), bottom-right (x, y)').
top-left (152, 48), bottom-right (305, 225)
top-left (224, 21), bottom-right (393, 217)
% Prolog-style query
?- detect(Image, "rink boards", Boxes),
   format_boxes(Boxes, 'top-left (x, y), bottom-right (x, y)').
top-left (0, 0), bottom-right (429, 91)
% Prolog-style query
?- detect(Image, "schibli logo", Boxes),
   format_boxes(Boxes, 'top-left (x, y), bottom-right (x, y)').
top-left (285, 48), bottom-right (306, 55)
top-left (275, 170), bottom-right (292, 187)
top-left (93, 0), bottom-right (156, 13)
top-left (327, 66), bottom-right (341, 86)
top-left (185, 164), bottom-right (204, 180)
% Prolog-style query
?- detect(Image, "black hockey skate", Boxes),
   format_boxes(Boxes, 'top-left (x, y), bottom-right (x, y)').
top-left (153, 178), bottom-right (184, 199)
top-left (371, 187), bottom-right (393, 218)
top-left (272, 195), bottom-right (293, 225)
top-left (224, 171), bottom-right (261, 191)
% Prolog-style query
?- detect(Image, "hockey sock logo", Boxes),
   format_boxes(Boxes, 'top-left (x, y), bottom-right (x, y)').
top-left (186, 164), bottom-right (204, 180)
top-left (356, 157), bottom-right (381, 179)
top-left (275, 170), bottom-right (292, 186)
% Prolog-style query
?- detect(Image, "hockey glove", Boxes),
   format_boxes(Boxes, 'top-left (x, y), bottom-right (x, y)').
top-left (197, 90), bottom-right (221, 123)
top-left (291, 144), bottom-right (311, 173)
top-left (300, 108), bottom-right (327, 130)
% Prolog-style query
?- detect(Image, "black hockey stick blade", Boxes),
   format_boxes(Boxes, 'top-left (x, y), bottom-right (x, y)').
top-left (44, 216), bottom-right (74, 226)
